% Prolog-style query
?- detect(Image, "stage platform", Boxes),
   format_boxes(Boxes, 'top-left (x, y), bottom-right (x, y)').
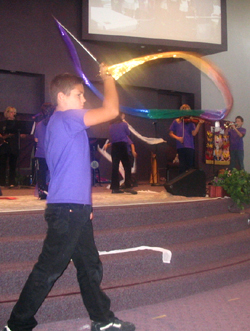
top-left (0, 182), bottom-right (215, 213)
top-left (1, 183), bottom-right (250, 331)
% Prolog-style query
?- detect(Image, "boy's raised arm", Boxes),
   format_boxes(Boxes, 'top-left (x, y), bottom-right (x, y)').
top-left (84, 64), bottom-right (119, 127)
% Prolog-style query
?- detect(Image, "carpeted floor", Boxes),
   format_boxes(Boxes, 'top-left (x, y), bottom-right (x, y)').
top-left (34, 278), bottom-right (250, 331)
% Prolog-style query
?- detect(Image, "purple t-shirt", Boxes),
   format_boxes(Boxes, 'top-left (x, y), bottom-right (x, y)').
top-left (229, 127), bottom-right (246, 150)
top-left (34, 120), bottom-right (47, 158)
top-left (169, 120), bottom-right (196, 149)
top-left (44, 109), bottom-right (91, 205)
top-left (109, 121), bottom-right (130, 144)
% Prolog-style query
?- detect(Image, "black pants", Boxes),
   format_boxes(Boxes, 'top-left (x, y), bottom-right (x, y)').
top-left (0, 153), bottom-right (18, 186)
top-left (111, 142), bottom-right (132, 190)
top-left (36, 157), bottom-right (48, 192)
top-left (229, 150), bottom-right (244, 170)
top-left (177, 148), bottom-right (195, 174)
top-left (8, 204), bottom-right (114, 331)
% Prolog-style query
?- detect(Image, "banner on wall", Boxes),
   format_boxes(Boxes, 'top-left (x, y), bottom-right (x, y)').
top-left (205, 128), bottom-right (230, 166)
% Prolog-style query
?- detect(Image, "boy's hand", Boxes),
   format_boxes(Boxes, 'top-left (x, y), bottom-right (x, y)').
top-left (103, 143), bottom-right (109, 150)
top-left (99, 63), bottom-right (112, 80)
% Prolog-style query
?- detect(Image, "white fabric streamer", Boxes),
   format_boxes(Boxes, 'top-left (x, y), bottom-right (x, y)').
top-left (127, 123), bottom-right (166, 145)
top-left (99, 246), bottom-right (172, 263)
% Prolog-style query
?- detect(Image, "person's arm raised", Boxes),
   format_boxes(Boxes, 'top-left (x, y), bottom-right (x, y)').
top-left (84, 64), bottom-right (119, 127)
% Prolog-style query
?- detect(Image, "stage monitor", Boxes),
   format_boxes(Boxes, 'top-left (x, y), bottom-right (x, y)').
top-left (82, 0), bottom-right (227, 55)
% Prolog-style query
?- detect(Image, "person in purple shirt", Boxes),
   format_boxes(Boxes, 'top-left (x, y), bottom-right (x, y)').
top-left (228, 116), bottom-right (246, 170)
top-left (4, 66), bottom-right (136, 331)
top-left (169, 104), bottom-right (204, 174)
top-left (107, 113), bottom-right (137, 194)
top-left (34, 103), bottom-right (54, 199)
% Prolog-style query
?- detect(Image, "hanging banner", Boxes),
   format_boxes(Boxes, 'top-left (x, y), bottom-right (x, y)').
top-left (205, 129), bottom-right (230, 165)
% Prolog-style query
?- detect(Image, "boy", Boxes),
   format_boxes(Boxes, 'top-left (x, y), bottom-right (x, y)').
top-left (169, 104), bottom-right (204, 174)
top-left (3, 64), bottom-right (135, 331)
top-left (106, 112), bottom-right (137, 194)
top-left (228, 115), bottom-right (246, 170)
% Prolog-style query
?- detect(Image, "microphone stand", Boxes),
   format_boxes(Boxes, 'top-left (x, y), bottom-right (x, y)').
top-left (17, 128), bottom-right (21, 187)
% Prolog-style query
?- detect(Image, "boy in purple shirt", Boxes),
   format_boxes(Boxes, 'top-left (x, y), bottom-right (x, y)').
top-left (4, 66), bottom-right (135, 331)
top-left (169, 104), bottom-right (204, 174)
top-left (228, 116), bottom-right (246, 170)
top-left (108, 114), bottom-right (137, 194)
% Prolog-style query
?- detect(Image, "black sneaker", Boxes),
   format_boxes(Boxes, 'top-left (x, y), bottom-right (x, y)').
top-left (39, 193), bottom-right (47, 200)
top-left (124, 188), bottom-right (137, 195)
top-left (3, 326), bottom-right (12, 331)
top-left (112, 189), bottom-right (124, 194)
top-left (38, 188), bottom-right (48, 200)
top-left (91, 318), bottom-right (135, 331)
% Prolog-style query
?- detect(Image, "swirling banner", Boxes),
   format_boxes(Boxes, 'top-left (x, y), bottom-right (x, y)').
top-left (55, 18), bottom-right (233, 121)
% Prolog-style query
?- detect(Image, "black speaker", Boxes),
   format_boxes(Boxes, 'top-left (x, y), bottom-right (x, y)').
top-left (164, 169), bottom-right (206, 197)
